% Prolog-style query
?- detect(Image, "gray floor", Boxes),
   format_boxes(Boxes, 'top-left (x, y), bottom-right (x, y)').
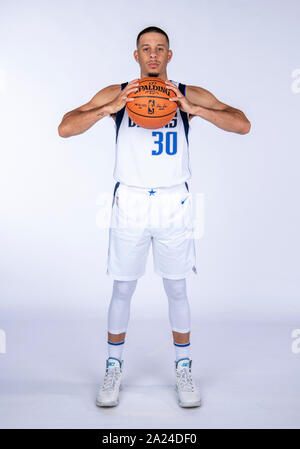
top-left (0, 316), bottom-right (299, 428)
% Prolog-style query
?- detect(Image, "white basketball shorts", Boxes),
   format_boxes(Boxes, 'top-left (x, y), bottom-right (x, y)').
top-left (106, 181), bottom-right (197, 280)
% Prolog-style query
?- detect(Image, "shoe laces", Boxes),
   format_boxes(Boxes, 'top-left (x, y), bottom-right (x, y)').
top-left (102, 368), bottom-right (121, 392)
top-left (176, 368), bottom-right (195, 392)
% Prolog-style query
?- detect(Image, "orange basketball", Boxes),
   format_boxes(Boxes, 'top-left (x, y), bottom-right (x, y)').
top-left (126, 77), bottom-right (177, 129)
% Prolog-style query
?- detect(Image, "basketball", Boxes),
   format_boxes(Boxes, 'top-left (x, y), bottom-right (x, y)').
top-left (126, 77), bottom-right (177, 129)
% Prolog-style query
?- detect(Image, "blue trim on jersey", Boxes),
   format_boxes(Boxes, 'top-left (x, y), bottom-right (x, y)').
top-left (113, 181), bottom-right (120, 198)
top-left (178, 83), bottom-right (189, 145)
top-left (115, 82), bottom-right (128, 142)
top-left (111, 181), bottom-right (120, 208)
top-left (185, 181), bottom-right (189, 192)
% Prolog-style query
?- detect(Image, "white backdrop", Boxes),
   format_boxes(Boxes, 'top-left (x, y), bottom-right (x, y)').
top-left (1, 0), bottom-right (300, 429)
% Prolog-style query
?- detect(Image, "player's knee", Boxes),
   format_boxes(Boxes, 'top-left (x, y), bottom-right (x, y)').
top-left (113, 279), bottom-right (137, 300)
top-left (162, 277), bottom-right (187, 301)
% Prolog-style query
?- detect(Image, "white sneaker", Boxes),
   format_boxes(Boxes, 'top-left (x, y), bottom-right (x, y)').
top-left (175, 358), bottom-right (201, 408)
top-left (96, 357), bottom-right (123, 407)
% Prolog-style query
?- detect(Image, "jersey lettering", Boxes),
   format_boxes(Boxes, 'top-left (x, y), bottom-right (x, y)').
top-left (128, 112), bottom-right (178, 129)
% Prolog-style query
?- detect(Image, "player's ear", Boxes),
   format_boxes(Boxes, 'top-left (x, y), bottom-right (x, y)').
top-left (167, 49), bottom-right (173, 63)
top-left (133, 50), bottom-right (139, 62)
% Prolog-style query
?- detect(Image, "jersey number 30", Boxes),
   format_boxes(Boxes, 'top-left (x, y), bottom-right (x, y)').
top-left (152, 132), bottom-right (177, 155)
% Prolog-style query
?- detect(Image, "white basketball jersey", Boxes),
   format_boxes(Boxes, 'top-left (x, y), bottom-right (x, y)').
top-left (112, 80), bottom-right (192, 188)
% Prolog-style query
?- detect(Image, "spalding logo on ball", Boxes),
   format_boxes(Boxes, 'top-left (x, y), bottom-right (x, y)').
top-left (126, 77), bottom-right (177, 129)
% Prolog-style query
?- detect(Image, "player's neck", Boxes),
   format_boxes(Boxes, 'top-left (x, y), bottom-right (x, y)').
top-left (140, 72), bottom-right (168, 81)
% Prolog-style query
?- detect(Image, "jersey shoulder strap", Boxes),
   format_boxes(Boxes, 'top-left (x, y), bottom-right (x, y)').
top-left (178, 82), bottom-right (186, 96)
top-left (178, 82), bottom-right (189, 145)
top-left (115, 82), bottom-right (128, 141)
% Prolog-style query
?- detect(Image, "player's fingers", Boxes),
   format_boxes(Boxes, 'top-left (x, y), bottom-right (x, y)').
top-left (127, 80), bottom-right (140, 88)
top-left (124, 87), bottom-right (138, 97)
top-left (128, 81), bottom-right (139, 86)
top-left (165, 81), bottom-right (178, 88)
top-left (124, 85), bottom-right (139, 94)
top-left (122, 92), bottom-right (136, 100)
top-left (167, 87), bottom-right (179, 96)
top-left (166, 84), bottom-right (178, 92)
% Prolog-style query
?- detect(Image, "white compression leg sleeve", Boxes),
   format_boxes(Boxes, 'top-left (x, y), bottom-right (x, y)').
top-left (162, 277), bottom-right (191, 333)
top-left (107, 279), bottom-right (138, 334)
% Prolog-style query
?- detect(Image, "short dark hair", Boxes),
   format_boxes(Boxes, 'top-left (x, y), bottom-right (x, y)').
top-left (136, 26), bottom-right (169, 48)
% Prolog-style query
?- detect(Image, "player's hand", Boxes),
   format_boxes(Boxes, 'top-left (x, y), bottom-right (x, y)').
top-left (165, 80), bottom-right (197, 114)
top-left (106, 79), bottom-right (139, 114)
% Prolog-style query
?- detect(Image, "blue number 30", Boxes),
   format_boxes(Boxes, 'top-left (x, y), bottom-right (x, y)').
top-left (152, 132), bottom-right (177, 155)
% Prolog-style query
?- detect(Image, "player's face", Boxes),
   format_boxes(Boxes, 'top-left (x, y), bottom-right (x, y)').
top-left (134, 32), bottom-right (172, 79)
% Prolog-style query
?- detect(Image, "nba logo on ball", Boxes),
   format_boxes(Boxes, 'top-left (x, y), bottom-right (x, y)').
top-left (148, 99), bottom-right (155, 115)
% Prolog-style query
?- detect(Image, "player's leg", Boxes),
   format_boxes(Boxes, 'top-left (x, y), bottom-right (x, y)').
top-left (162, 277), bottom-right (191, 361)
top-left (107, 278), bottom-right (138, 361)
top-left (99, 184), bottom-right (151, 407)
top-left (153, 181), bottom-right (200, 407)
top-left (162, 276), bottom-right (201, 408)
top-left (96, 279), bottom-right (137, 407)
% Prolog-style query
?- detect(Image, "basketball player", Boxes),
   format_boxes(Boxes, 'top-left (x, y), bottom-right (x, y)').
top-left (58, 26), bottom-right (250, 408)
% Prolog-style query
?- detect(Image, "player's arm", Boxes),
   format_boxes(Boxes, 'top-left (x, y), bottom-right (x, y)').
top-left (58, 85), bottom-right (120, 138)
top-left (58, 80), bottom-right (139, 138)
top-left (185, 85), bottom-right (251, 134)
top-left (165, 80), bottom-right (251, 135)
